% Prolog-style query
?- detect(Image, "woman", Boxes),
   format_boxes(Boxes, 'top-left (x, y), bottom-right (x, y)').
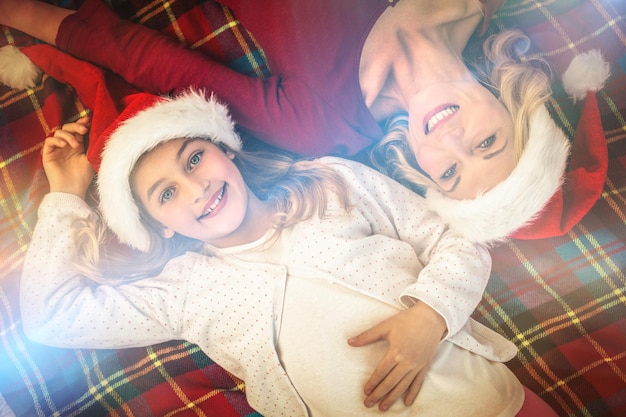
top-left (0, 0), bottom-right (606, 242)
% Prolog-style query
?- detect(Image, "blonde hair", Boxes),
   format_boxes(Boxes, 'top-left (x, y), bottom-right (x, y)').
top-left (371, 29), bottom-right (553, 190)
top-left (71, 142), bottom-right (351, 283)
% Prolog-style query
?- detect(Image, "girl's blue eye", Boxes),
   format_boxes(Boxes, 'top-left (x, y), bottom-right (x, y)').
top-left (161, 188), bottom-right (174, 204)
top-left (189, 151), bottom-right (202, 168)
top-left (440, 163), bottom-right (457, 180)
top-left (478, 135), bottom-right (496, 149)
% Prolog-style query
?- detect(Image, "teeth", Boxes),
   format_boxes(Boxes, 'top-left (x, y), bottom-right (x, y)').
top-left (200, 186), bottom-right (224, 218)
top-left (426, 106), bottom-right (459, 134)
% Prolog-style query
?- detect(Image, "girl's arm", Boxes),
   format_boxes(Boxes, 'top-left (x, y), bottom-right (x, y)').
top-left (21, 193), bottom-right (187, 348)
top-left (21, 122), bottom-right (185, 349)
top-left (41, 117), bottom-right (94, 198)
top-left (324, 158), bottom-right (491, 411)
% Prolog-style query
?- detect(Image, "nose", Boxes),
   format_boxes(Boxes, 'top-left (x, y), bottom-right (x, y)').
top-left (182, 175), bottom-right (210, 204)
top-left (420, 127), bottom-right (470, 157)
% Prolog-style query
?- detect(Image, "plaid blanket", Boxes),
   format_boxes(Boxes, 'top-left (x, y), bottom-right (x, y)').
top-left (1, 0), bottom-right (625, 416)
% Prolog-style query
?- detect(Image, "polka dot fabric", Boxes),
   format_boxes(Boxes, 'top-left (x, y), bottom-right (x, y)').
top-left (21, 158), bottom-right (515, 416)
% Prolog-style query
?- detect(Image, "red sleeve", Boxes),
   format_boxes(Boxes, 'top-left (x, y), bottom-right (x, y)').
top-left (56, 0), bottom-right (373, 157)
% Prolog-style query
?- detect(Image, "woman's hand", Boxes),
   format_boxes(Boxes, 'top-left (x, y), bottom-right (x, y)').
top-left (347, 302), bottom-right (447, 411)
top-left (42, 116), bottom-right (95, 199)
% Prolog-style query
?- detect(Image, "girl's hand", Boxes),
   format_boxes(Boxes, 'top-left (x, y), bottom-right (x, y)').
top-left (42, 116), bottom-right (95, 199)
top-left (347, 302), bottom-right (447, 411)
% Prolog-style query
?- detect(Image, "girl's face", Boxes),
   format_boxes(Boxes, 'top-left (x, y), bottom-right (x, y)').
top-left (132, 138), bottom-right (258, 247)
top-left (407, 80), bottom-right (516, 199)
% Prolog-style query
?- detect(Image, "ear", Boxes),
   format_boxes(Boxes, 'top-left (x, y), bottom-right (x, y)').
top-left (226, 150), bottom-right (236, 160)
top-left (162, 228), bottom-right (175, 239)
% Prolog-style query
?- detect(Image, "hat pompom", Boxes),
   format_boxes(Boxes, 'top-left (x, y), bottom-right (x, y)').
top-left (562, 49), bottom-right (610, 102)
top-left (0, 45), bottom-right (42, 90)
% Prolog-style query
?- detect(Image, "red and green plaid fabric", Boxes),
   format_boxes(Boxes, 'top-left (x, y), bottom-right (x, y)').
top-left (1, 0), bottom-right (625, 416)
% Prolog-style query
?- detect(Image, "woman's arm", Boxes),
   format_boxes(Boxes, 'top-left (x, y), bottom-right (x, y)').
top-left (0, 0), bottom-right (72, 45)
top-left (47, 0), bottom-right (371, 156)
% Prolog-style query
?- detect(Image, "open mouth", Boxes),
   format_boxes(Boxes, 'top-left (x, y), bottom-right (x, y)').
top-left (198, 184), bottom-right (225, 220)
top-left (424, 105), bottom-right (460, 134)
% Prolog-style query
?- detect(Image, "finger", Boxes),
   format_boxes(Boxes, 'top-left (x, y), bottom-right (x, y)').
top-left (366, 367), bottom-right (417, 411)
top-left (377, 372), bottom-right (416, 411)
top-left (362, 351), bottom-right (400, 396)
top-left (52, 129), bottom-right (82, 147)
top-left (364, 365), bottom-right (411, 410)
top-left (61, 121), bottom-right (89, 135)
top-left (42, 136), bottom-right (70, 154)
top-left (347, 323), bottom-right (386, 347)
top-left (403, 371), bottom-right (426, 406)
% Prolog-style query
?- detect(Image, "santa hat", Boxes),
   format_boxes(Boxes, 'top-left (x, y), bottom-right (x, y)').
top-left (425, 49), bottom-right (610, 244)
top-left (0, 44), bottom-right (611, 246)
top-left (97, 90), bottom-right (241, 251)
top-left (0, 44), bottom-right (241, 251)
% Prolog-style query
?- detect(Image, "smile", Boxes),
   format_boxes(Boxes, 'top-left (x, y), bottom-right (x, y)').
top-left (198, 184), bottom-right (225, 220)
top-left (424, 105), bottom-right (460, 134)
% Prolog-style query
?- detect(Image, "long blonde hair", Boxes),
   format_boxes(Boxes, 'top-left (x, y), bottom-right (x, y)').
top-left (72, 142), bottom-right (351, 283)
top-left (371, 29), bottom-right (553, 191)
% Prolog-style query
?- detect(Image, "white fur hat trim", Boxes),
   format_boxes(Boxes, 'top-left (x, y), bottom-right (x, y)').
top-left (425, 105), bottom-right (570, 244)
top-left (0, 45), bottom-right (41, 90)
top-left (562, 49), bottom-right (610, 102)
top-left (98, 90), bottom-right (242, 252)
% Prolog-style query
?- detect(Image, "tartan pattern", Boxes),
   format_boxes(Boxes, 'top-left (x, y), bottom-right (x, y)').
top-left (478, 1), bottom-right (626, 416)
top-left (1, 282), bottom-right (258, 417)
top-left (1, 0), bottom-right (268, 416)
top-left (0, 0), bottom-right (625, 417)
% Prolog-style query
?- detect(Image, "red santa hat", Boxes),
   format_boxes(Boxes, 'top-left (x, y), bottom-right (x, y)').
top-left (97, 90), bottom-right (241, 251)
top-left (0, 44), bottom-right (240, 251)
top-left (425, 49), bottom-right (610, 244)
top-left (0, 44), bottom-right (610, 246)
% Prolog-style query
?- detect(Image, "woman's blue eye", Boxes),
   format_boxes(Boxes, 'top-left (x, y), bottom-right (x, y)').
top-left (478, 135), bottom-right (496, 149)
top-left (440, 163), bottom-right (457, 180)
top-left (189, 151), bottom-right (202, 168)
top-left (161, 188), bottom-right (174, 204)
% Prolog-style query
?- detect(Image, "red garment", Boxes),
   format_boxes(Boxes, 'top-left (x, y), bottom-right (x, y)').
top-left (56, 0), bottom-right (501, 157)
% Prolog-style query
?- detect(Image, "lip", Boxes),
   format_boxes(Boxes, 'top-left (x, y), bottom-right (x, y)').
top-left (198, 184), bottom-right (227, 220)
top-left (423, 104), bottom-right (460, 134)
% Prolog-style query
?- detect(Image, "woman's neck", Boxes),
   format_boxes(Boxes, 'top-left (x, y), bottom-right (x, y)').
top-left (360, 0), bottom-right (483, 120)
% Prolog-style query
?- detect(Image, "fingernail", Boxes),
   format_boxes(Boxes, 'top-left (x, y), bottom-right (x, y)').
top-left (364, 401), bottom-right (374, 408)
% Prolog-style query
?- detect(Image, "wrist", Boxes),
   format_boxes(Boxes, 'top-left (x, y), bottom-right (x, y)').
top-left (409, 302), bottom-right (448, 339)
top-left (49, 183), bottom-right (89, 200)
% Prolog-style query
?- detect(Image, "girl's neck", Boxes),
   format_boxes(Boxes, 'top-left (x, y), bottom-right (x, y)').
top-left (208, 191), bottom-right (276, 249)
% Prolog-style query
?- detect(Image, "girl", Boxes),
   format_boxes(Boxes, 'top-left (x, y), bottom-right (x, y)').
top-left (22, 90), bottom-right (558, 416)
top-left (1, 0), bottom-right (602, 244)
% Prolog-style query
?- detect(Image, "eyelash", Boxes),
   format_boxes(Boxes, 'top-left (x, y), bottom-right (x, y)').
top-left (189, 151), bottom-right (203, 169)
top-left (478, 135), bottom-right (496, 149)
top-left (159, 150), bottom-right (204, 204)
top-left (439, 135), bottom-right (496, 181)
top-left (440, 163), bottom-right (457, 180)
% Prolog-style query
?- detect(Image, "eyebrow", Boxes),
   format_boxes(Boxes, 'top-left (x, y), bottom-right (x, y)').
top-left (442, 177), bottom-right (461, 193)
top-left (442, 138), bottom-right (508, 193)
top-left (483, 140), bottom-right (507, 160)
top-left (145, 138), bottom-right (196, 202)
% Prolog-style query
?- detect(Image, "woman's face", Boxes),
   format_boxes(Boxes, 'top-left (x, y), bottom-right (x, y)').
top-left (407, 80), bottom-right (516, 199)
top-left (132, 138), bottom-right (253, 247)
